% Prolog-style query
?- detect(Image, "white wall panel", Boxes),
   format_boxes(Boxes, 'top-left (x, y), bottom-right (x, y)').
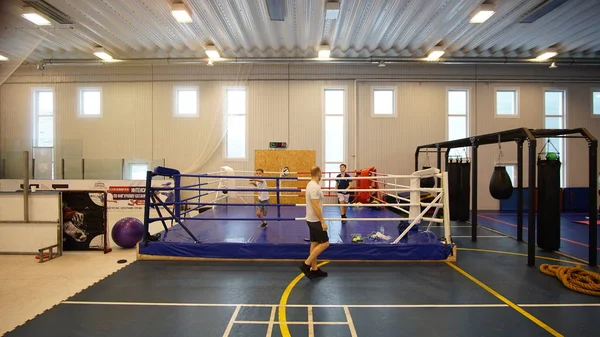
top-left (2, 64), bottom-right (599, 210)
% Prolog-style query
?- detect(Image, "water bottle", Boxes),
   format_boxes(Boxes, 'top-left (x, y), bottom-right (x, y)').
top-left (379, 225), bottom-right (385, 235)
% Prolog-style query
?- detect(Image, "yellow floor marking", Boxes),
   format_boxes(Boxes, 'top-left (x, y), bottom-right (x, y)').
top-left (278, 261), bottom-right (329, 337)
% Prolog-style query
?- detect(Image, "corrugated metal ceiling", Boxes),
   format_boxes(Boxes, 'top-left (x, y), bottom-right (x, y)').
top-left (0, 0), bottom-right (599, 65)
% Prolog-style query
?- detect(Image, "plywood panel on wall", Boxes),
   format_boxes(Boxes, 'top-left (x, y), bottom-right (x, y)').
top-left (255, 150), bottom-right (315, 204)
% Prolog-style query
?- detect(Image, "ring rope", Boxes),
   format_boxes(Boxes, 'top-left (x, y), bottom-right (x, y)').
top-left (540, 264), bottom-right (600, 296)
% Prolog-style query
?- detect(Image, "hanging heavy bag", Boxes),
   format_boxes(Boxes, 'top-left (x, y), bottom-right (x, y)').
top-left (420, 166), bottom-right (435, 188)
top-left (537, 159), bottom-right (561, 251)
top-left (489, 166), bottom-right (513, 200)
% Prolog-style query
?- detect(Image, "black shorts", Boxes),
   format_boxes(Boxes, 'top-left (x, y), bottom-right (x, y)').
top-left (306, 221), bottom-right (329, 243)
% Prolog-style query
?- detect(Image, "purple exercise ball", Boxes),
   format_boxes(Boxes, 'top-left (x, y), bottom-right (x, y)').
top-left (111, 217), bottom-right (144, 248)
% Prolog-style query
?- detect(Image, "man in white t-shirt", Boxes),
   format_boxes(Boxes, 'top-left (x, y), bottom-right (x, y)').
top-left (250, 168), bottom-right (269, 229)
top-left (299, 166), bottom-right (330, 279)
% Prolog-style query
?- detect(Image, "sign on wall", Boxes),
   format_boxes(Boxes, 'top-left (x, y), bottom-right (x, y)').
top-left (62, 191), bottom-right (108, 252)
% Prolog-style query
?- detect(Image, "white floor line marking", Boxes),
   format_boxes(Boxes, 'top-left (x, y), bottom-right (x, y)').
top-left (344, 306), bottom-right (358, 337)
top-left (266, 305), bottom-right (276, 337)
top-left (452, 235), bottom-right (508, 238)
top-left (62, 301), bottom-right (513, 308)
top-left (233, 321), bottom-right (349, 325)
top-left (63, 301), bottom-right (600, 309)
top-left (308, 305), bottom-right (314, 337)
top-left (222, 305), bottom-right (240, 337)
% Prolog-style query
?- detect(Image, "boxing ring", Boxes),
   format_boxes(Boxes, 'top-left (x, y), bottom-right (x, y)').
top-left (137, 166), bottom-right (456, 261)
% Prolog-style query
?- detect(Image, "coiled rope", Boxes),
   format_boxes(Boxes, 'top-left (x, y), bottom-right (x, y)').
top-left (540, 264), bottom-right (600, 296)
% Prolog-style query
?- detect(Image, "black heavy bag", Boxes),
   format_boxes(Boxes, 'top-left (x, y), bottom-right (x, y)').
top-left (420, 166), bottom-right (435, 188)
top-left (537, 159), bottom-right (561, 251)
top-left (448, 161), bottom-right (470, 221)
top-left (489, 166), bottom-right (513, 200)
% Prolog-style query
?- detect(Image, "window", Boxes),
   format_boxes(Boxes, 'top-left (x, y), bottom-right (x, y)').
top-left (447, 89), bottom-right (469, 157)
top-left (174, 86), bottom-right (199, 116)
top-left (496, 89), bottom-right (518, 116)
top-left (544, 89), bottom-right (566, 187)
top-left (225, 87), bottom-right (247, 159)
top-left (372, 88), bottom-right (395, 116)
top-left (324, 88), bottom-right (346, 188)
top-left (33, 88), bottom-right (55, 178)
top-left (123, 161), bottom-right (149, 180)
top-left (593, 90), bottom-right (600, 116)
top-left (79, 87), bottom-right (102, 117)
top-left (505, 164), bottom-right (517, 187)
top-left (130, 164), bottom-right (148, 180)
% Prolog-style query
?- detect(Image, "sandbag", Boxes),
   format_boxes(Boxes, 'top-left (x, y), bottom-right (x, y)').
top-left (489, 166), bottom-right (513, 200)
top-left (420, 166), bottom-right (435, 188)
top-left (537, 159), bottom-right (561, 251)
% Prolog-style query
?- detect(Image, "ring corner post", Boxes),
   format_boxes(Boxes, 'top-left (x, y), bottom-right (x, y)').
top-left (442, 171), bottom-right (452, 244)
top-left (142, 170), bottom-right (153, 243)
top-left (174, 173), bottom-right (181, 220)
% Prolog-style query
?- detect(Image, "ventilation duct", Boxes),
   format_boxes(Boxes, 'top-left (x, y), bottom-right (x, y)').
top-left (22, 0), bottom-right (74, 24)
top-left (265, 0), bottom-right (285, 21)
top-left (520, 0), bottom-right (569, 24)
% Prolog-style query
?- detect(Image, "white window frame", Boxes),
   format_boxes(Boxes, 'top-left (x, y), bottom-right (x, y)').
top-left (33, 87), bottom-right (55, 147)
top-left (32, 87), bottom-right (55, 179)
top-left (78, 87), bottom-right (102, 118)
top-left (371, 87), bottom-right (396, 117)
top-left (494, 88), bottom-right (520, 118)
top-left (592, 88), bottom-right (600, 118)
top-left (446, 88), bottom-right (470, 157)
top-left (543, 88), bottom-right (567, 187)
top-left (173, 85), bottom-right (199, 117)
top-left (224, 86), bottom-right (248, 161)
top-left (323, 86), bottom-right (347, 188)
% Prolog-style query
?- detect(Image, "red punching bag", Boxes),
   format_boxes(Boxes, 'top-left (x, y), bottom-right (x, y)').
top-left (489, 166), bottom-right (513, 200)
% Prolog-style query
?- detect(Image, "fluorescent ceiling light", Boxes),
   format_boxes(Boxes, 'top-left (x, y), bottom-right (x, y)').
top-left (170, 2), bottom-right (193, 23)
top-left (93, 47), bottom-right (113, 61)
top-left (535, 49), bottom-right (558, 61)
top-left (21, 7), bottom-right (52, 26)
top-left (470, 4), bottom-right (495, 23)
top-left (205, 45), bottom-right (220, 60)
top-left (318, 45), bottom-right (331, 59)
top-left (0, 55), bottom-right (9, 61)
top-left (426, 46), bottom-right (445, 61)
top-left (325, 2), bottom-right (340, 20)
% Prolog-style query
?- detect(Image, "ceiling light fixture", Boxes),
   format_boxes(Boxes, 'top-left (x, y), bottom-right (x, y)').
top-left (205, 45), bottom-right (221, 60)
top-left (426, 46), bottom-right (445, 61)
top-left (535, 48), bottom-right (558, 61)
top-left (93, 47), bottom-right (113, 61)
top-left (325, 1), bottom-right (340, 20)
top-left (549, 62), bottom-right (557, 68)
top-left (170, 2), bottom-right (193, 23)
top-left (207, 59), bottom-right (214, 66)
top-left (469, 4), bottom-right (495, 23)
top-left (21, 6), bottom-right (52, 26)
top-left (318, 45), bottom-right (331, 59)
top-left (0, 54), bottom-right (9, 61)
top-left (378, 61), bottom-right (386, 67)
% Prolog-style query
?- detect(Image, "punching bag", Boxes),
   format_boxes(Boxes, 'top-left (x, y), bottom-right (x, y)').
top-left (489, 166), bottom-right (513, 200)
top-left (420, 166), bottom-right (435, 188)
top-left (448, 160), bottom-right (470, 221)
top-left (537, 159), bottom-right (561, 251)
